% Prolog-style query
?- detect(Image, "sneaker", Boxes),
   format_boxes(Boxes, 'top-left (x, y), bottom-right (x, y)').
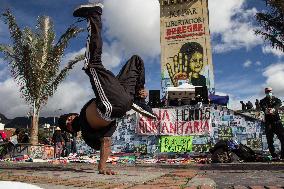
top-left (73, 3), bottom-right (104, 18)
top-left (132, 99), bottom-right (157, 119)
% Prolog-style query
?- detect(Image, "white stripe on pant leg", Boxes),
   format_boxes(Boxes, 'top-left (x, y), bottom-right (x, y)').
top-left (84, 21), bottom-right (91, 69)
top-left (89, 68), bottom-right (110, 114)
top-left (90, 68), bottom-right (112, 118)
top-left (90, 68), bottom-right (113, 118)
top-left (85, 20), bottom-right (113, 119)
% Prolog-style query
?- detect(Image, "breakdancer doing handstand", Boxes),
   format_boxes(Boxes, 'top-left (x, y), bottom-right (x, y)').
top-left (58, 3), bottom-right (156, 175)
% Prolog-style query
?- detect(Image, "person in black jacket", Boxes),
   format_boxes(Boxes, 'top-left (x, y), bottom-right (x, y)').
top-left (260, 87), bottom-right (284, 159)
top-left (52, 127), bottom-right (64, 158)
top-left (246, 101), bottom-right (253, 110)
top-left (62, 131), bottom-right (71, 157)
top-left (240, 101), bottom-right (246, 111)
top-left (255, 99), bottom-right (261, 111)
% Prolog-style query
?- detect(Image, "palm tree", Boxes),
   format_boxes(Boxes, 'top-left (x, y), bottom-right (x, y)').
top-left (255, 0), bottom-right (284, 51)
top-left (0, 10), bottom-right (85, 145)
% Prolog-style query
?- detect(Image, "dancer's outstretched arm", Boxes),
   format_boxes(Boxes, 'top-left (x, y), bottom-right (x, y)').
top-left (98, 137), bottom-right (116, 175)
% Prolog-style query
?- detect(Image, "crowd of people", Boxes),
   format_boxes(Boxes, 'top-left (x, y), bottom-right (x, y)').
top-left (0, 127), bottom-right (77, 159)
top-left (240, 100), bottom-right (258, 111)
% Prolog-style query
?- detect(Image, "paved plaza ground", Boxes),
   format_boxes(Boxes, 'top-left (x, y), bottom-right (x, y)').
top-left (0, 162), bottom-right (283, 188)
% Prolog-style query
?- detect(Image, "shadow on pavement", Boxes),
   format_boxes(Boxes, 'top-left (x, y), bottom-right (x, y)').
top-left (199, 163), bottom-right (284, 171)
top-left (0, 165), bottom-right (93, 173)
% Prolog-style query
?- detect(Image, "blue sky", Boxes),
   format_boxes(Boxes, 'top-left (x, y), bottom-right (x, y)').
top-left (0, 0), bottom-right (283, 118)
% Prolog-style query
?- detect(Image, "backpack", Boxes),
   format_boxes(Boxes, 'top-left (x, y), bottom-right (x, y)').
top-left (210, 140), bottom-right (257, 163)
top-left (233, 143), bottom-right (256, 162)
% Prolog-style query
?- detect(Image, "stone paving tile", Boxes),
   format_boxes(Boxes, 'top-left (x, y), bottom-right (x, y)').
top-left (200, 186), bottom-right (215, 189)
top-left (264, 186), bottom-right (283, 189)
top-left (234, 186), bottom-right (248, 189)
top-left (170, 170), bottom-right (197, 178)
top-left (1, 163), bottom-right (284, 189)
top-left (130, 185), bottom-right (182, 189)
top-left (136, 169), bottom-right (197, 189)
top-left (147, 177), bottom-right (185, 185)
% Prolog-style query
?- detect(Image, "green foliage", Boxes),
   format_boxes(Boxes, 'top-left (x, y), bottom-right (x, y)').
top-left (255, 0), bottom-right (284, 51)
top-left (0, 10), bottom-right (85, 144)
top-left (0, 10), bottom-right (84, 112)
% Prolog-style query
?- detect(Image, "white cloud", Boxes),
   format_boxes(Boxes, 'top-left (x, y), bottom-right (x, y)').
top-left (101, 0), bottom-right (160, 58)
top-left (262, 45), bottom-right (284, 58)
top-left (262, 63), bottom-right (284, 97)
top-left (215, 74), bottom-right (265, 110)
top-left (88, 0), bottom-right (263, 56)
top-left (0, 45), bottom-right (127, 118)
top-left (243, 60), bottom-right (252, 68)
top-left (255, 61), bottom-right (261, 66)
top-left (208, 0), bottom-right (261, 53)
top-left (102, 40), bottom-right (124, 69)
top-left (0, 67), bottom-right (9, 81)
top-left (227, 94), bottom-right (242, 110)
top-left (0, 49), bottom-right (95, 118)
top-left (208, 0), bottom-right (243, 33)
top-left (0, 77), bottom-right (93, 118)
top-left (228, 95), bottom-right (262, 111)
top-left (0, 79), bottom-right (29, 118)
top-left (0, 58), bottom-right (10, 81)
top-left (42, 81), bottom-right (92, 117)
top-left (216, 77), bottom-right (262, 97)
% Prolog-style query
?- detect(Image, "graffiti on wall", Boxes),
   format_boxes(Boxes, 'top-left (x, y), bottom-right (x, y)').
top-left (111, 105), bottom-right (282, 153)
top-left (159, 0), bottom-right (214, 96)
top-left (30, 145), bottom-right (44, 159)
top-left (30, 145), bottom-right (55, 159)
top-left (76, 139), bottom-right (94, 155)
top-left (42, 146), bottom-right (54, 159)
top-left (137, 107), bottom-right (211, 135)
top-left (218, 127), bottom-right (233, 140)
top-left (112, 112), bottom-right (159, 154)
top-left (160, 136), bottom-right (193, 153)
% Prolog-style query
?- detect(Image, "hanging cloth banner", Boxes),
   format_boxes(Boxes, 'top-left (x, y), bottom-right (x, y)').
top-left (137, 106), bottom-right (212, 136)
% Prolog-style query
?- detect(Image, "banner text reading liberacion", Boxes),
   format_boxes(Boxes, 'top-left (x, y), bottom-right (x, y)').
top-left (165, 23), bottom-right (205, 40)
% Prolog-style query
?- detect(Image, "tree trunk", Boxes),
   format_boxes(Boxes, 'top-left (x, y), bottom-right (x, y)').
top-left (30, 114), bottom-right (39, 145)
top-left (30, 102), bottom-right (39, 145)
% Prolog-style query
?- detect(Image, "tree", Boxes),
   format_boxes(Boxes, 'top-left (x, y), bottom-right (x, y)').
top-left (0, 10), bottom-right (85, 145)
top-left (255, 0), bottom-right (284, 51)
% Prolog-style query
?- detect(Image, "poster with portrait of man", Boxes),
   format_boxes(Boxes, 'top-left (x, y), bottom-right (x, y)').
top-left (159, 0), bottom-right (214, 96)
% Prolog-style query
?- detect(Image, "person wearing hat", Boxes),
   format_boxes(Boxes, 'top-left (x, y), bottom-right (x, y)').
top-left (260, 87), bottom-right (284, 160)
top-left (52, 127), bottom-right (64, 158)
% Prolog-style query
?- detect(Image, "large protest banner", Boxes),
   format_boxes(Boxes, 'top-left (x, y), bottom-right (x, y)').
top-left (160, 136), bottom-right (193, 152)
top-left (159, 0), bottom-right (214, 95)
top-left (137, 106), bottom-right (211, 136)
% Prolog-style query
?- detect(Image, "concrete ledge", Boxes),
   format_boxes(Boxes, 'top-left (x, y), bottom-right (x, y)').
top-left (187, 176), bottom-right (217, 188)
